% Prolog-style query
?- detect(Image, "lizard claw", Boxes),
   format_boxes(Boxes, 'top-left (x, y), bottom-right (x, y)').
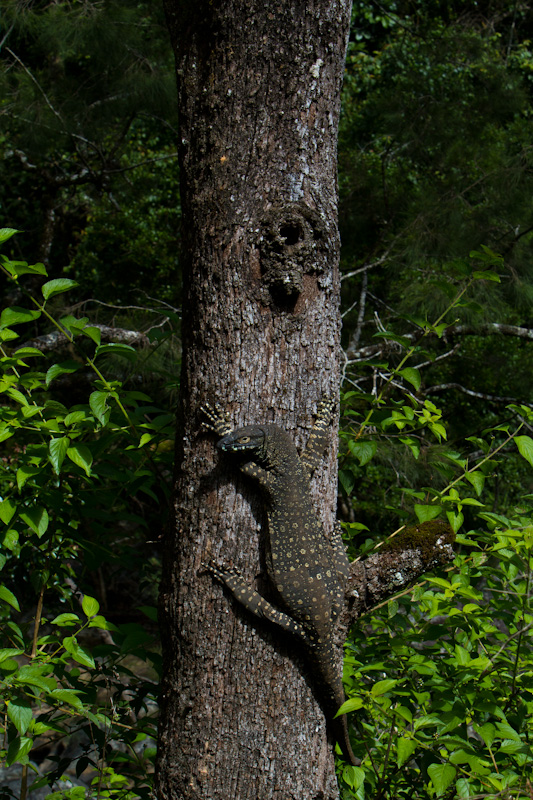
top-left (200, 402), bottom-right (233, 436)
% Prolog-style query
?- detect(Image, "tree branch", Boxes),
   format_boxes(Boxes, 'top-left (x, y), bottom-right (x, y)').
top-left (345, 321), bottom-right (533, 361)
top-left (16, 324), bottom-right (151, 354)
top-left (425, 382), bottom-right (533, 408)
top-left (336, 521), bottom-right (455, 647)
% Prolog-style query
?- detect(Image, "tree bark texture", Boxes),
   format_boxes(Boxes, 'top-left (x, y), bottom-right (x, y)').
top-left (157, 2), bottom-right (353, 799)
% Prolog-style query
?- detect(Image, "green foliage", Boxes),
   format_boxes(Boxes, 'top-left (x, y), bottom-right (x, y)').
top-left (338, 255), bottom-right (533, 798)
top-left (0, 230), bottom-right (172, 797)
top-left (0, 0), bottom-right (179, 303)
top-left (339, 503), bottom-right (533, 799)
top-left (339, 2), bottom-right (533, 448)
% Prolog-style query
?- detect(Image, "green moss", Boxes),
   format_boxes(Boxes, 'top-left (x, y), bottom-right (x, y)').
top-left (381, 519), bottom-right (455, 560)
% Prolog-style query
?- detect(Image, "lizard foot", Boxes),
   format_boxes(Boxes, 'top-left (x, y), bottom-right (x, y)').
top-left (200, 402), bottom-right (233, 437)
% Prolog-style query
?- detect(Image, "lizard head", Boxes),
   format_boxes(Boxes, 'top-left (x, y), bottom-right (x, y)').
top-left (217, 425), bottom-right (267, 457)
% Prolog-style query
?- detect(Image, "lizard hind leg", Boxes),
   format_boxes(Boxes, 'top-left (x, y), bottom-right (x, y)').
top-left (204, 563), bottom-right (311, 644)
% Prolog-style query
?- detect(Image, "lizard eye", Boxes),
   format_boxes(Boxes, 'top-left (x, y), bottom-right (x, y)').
top-left (238, 436), bottom-right (251, 443)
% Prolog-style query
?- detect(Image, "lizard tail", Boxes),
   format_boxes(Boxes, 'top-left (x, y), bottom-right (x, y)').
top-left (332, 710), bottom-right (358, 766)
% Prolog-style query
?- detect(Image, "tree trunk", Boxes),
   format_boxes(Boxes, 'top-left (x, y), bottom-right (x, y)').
top-left (156, 2), bottom-right (353, 798)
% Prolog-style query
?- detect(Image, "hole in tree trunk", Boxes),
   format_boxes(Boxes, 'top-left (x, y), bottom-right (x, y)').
top-left (279, 223), bottom-right (302, 247)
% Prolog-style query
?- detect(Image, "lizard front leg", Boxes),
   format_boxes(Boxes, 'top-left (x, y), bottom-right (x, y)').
top-left (200, 402), bottom-right (233, 437)
top-left (301, 397), bottom-right (334, 477)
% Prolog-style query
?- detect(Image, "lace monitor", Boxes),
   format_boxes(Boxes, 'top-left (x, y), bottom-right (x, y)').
top-left (201, 399), bottom-right (356, 766)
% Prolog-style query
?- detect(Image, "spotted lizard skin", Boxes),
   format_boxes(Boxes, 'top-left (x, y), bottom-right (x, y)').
top-left (201, 399), bottom-right (356, 765)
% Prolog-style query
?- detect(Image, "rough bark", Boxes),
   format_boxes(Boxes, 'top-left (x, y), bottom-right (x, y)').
top-left (156, 3), bottom-right (455, 800)
top-left (157, 2), bottom-right (352, 798)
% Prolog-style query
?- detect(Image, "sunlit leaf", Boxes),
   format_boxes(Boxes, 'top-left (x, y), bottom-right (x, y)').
top-left (19, 506), bottom-right (49, 538)
top-left (427, 763), bottom-right (456, 796)
top-left (397, 737), bottom-right (417, 767)
top-left (399, 367), bottom-right (421, 391)
top-left (67, 445), bottom-right (93, 477)
top-left (82, 594), bottom-right (100, 617)
top-left (49, 436), bottom-right (70, 474)
top-left (415, 504), bottom-right (442, 523)
top-left (7, 698), bottom-right (33, 734)
top-left (516, 435), bottom-right (533, 468)
top-left (0, 585), bottom-right (20, 611)
top-left (0, 306), bottom-right (41, 329)
top-left (42, 278), bottom-right (79, 300)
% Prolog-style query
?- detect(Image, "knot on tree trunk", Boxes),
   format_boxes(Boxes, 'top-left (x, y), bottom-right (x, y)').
top-left (259, 203), bottom-right (326, 307)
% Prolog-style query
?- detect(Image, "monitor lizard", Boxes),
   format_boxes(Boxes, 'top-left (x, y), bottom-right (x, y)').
top-left (201, 399), bottom-right (357, 765)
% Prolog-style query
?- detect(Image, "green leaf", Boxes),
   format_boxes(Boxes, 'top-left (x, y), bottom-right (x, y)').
top-left (2, 529), bottom-right (19, 550)
top-left (41, 278), bottom-right (79, 300)
top-left (336, 697), bottom-right (364, 715)
top-left (45, 361), bottom-right (80, 387)
top-left (63, 410), bottom-right (87, 426)
top-left (399, 367), bottom-right (421, 391)
top-left (49, 436), bottom-right (70, 474)
top-left (414, 504), bottom-right (442, 523)
top-left (48, 688), bottom-right (84, 709)
top-left (465, 471), bottom-right (485, 496)
top-left (82, 326), bottom-right (101, 345)
top-left (474, 722), bottom-right (496, 747)
top-left (339, 468), bottom-right (355, 495)
top-left (19, 506), bottom-right (49, 538)
top-left (2, 260), bottom-right (47, 279)
top-left (139, 605), bottom-right (158, 621)
top-left (59, 315), bottom-right (88, 337)
top-left (495, 721), bottom-right (521, 742)
top-left (373, 330), bottom-right (411, 347)
top-left (472, 270), bottom-right (501, 282)
top-left (6, 735), bottom-right (33, 766)
top-left (94, 342), bottom-right (137, 360)
top-left (50, 613), bottom-right (80, 626)
top-left (427, 763), bottom-right (456, 796)
top-left (429, 422), bottom-right (447, 441)
top-left (67, 445), bottom-right (93, 476)
top-left (426, 577), bottom-right (452, 590)
top-left (341, 765), bottom-right (365, 791)
top-left (88, 615), bottom-right (118, 631)
top-left (0, 648), bottom-right (24, 663)
top-left (446, 510), bottom-right (464, 533)
top-left (400, 437), bottom-right (420, 459)
top-left (11, 347), bottom-right (44, 358)
top-left (348, 440), bottom-right (377, 466)
top-left (15, 665), bottom-right (56, 692)
top-left (16, 465), bottom-right (41, 490)
top-left (515, 435), bottom-right (533, 468)
top-left (371, 679), bottom-right (398, 696)
top-left (90, 390), bottom-right (111, 425)
top-left (0, 328), bottom-right (18, 343)
top-left (498, 738), bottom-right (526, 753)
top-left (0, 306), bottom-right (41, 329)
top-left (7, 697), bottom-right (33, 734)
top-left (0, 498), bottom-right (16, 525)
top-left (62, 636), bottom-right (95, 668)
top-left (6, 387), bottom-right (29, 406)
top-left (82, 594), bottom-right (100, 617)
top-left (0, 227), bottom-right (20, 244)
top-left (0, 585), bottom-right (20, 611)
top-left (397, 737), bottom-right (417, 767)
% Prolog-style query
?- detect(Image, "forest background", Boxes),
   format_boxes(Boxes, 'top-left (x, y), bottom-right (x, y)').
top-left (0, 1), bottom-right (533, 798)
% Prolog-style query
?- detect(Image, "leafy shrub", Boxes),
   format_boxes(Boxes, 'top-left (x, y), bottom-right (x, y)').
top-left (0, 229), bottom-right (173, 799)
top-left (338, 250), bottom-right (533, 798)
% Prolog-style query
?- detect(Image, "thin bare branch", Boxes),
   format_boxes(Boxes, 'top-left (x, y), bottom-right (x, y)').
top-left (425, 382), bottom-right (533, 408)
